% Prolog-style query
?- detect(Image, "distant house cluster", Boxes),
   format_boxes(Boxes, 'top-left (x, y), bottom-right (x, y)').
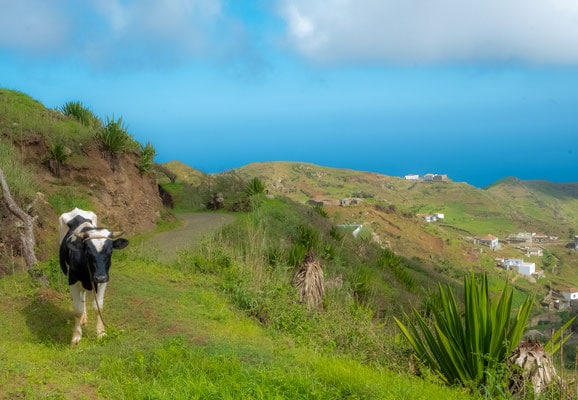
top-left (542, 288), bottom-right (578, 311)
top-left (507, 232), bottom-right (557, 243)
top-left (306, 197), bottom-right (363, 207)
top-left (404, 173), bottom-right (448, 181)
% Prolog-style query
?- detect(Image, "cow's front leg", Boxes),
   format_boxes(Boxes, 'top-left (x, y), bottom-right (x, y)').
top-left (93, 282), bottom-right (107, 339)
top-left (70, 282), bottom-right (85, 345)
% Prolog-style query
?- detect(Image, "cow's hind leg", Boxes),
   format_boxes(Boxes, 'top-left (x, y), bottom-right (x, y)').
top-left (70, 282), bottom-right (86, 345)
top-left (93, 282), bottom-right (107, 339)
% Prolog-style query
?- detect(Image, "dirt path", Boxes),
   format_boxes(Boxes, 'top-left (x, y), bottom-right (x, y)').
top-left (142, 213), bottom-right (235, 263)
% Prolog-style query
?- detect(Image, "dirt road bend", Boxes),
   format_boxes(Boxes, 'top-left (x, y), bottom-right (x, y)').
top-left (141, 213), bottom-right (235, 263)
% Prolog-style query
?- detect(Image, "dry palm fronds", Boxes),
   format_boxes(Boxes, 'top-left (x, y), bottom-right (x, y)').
top-left (508, 339), bottom-right (561, 396)
top-left (293, 251), bottom-right (324, 310)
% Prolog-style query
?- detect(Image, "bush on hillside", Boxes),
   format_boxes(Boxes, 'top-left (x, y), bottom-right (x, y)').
top-left (395, 273), bottom-right (534, 395)
top-left (95, 116), bottom-right (138, 169)
top-left (59, 101), bottom-right (100, 128)
top-left (137, 142), bottom-right (156, 174)
top-left (47, 143), bottom-right (72, 177)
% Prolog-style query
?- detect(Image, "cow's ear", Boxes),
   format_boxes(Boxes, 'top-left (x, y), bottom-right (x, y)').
top-left (67, 236), bottom-right (83, 252)
top-left (113, 238), bottom-right (129, 250)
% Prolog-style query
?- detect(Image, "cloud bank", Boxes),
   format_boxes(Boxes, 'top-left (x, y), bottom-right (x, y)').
top-left (2, 0), bottom-right (578, 69)
top-left (279, 0), bottom-right (578, 65)
top-left (0, 0), bottom-right (249, 69)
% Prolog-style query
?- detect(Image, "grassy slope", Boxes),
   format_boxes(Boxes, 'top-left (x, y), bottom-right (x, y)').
top-left (3, 88), bottom-right (577, 398)
top-left (237, 162), bottom-right (578, 271)
top-left (0, 249), bottom-right (470, 399)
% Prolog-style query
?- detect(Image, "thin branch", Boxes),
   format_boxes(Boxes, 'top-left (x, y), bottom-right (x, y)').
top-left (0, 167), bottom-right (38, 268)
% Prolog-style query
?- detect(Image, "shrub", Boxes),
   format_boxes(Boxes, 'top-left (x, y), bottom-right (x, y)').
top-left (244, 177), bottom-right (265, 196)
top-left (47, 143), bottom-right (71, 177)
top-left (95, 116), bottom-right (137, 168)
top-left (59, 101), bottom-right (99, 127)
top-left (137, 142), bottom-right (155, 174)
top-left (395, 273), bottom-right (533, 391)
top-left (377, 249), bottom-right (416, 290)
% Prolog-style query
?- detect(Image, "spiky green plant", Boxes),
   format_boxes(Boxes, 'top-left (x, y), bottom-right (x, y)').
top-left (137, 142), bottom-right (156, 174)
top-left (48, 143), bottom-right (71, 177)
top-left (95, 116), bottom-right (138, 168)
top-left (59, 101), bottom-right (99, 127)
top-left (244, 177), bottom-right (265, 196)
top-left (395, 273), bottom-right (534, 390)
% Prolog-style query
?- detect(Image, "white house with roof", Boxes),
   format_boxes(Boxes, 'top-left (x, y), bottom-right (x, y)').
top-left (475, 234), bottom-right (499, 250)
top-left (404, 174), bottom-right (419, 180)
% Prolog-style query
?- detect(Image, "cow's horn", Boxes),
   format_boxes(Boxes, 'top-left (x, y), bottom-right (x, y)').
top-left (110, 231), bottom-right (125, 238)
top-left (74, 232), bottom-right (88, 240)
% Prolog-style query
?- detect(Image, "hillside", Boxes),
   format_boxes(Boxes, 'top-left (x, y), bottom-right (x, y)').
top-left (2, 88), bottom-right (578, 397)
top-left (233, 162), bottom-right (578, 281)
top-left (0, 89), bottom-right (163, 274)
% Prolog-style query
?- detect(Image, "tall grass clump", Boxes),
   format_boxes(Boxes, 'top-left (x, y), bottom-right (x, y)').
top-left (395, 272), bottom-right (534, 394)
top-left (137, 142), bottom-right (156, 174)
top-left (95, 116), bottom-right (138, 168)
top-left (59, 101), bottom-right (100, 127)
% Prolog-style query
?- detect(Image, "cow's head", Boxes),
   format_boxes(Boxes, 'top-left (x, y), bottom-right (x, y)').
top-left (67, 228), bottom-right (129, 284)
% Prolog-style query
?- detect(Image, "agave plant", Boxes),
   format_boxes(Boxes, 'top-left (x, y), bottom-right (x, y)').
top-left (395, 273), bottom-right (534, 389)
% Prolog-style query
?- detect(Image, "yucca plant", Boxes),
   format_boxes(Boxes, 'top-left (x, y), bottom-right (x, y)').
top-left (244, 177), bottom-right (265, 196)
top-left (395, 273), bottom-right (534, 390)
top-left (137, 142), bottom-right (155, 174)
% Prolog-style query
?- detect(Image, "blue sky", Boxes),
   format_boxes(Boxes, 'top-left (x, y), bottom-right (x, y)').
top-left (1, 0), bottom-right (577, 187)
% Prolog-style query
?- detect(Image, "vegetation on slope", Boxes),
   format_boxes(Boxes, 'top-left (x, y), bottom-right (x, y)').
top-left (0, 89), bottom-right (163, 273)
top-left (2, 88), bottom-right (578, 398)
top-left (0, 198), bottom-right (474, 399)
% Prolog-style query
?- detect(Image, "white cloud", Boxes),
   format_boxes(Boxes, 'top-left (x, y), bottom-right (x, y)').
top-left (278, 0), bottom-right (578, 65)
top-left (0, 0), bottom-right (70, 52)
top-left (0, 0), bottom-right (250, 69)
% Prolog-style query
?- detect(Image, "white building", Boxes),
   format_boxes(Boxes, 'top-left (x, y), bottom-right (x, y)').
top-left (562, 289), bottom-right (578, 301)
top-left (502, 258), bottom-right (535, 276)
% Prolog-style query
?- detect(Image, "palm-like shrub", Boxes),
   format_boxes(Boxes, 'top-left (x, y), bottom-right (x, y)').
top-left (395, 273), bottom-right (534, 390)
top-left (244, 177), bottom-right (265, 196)
top-left (48, 143), bottom-right (71, 177)
top-left (137, 142), bottom-right (155, 174)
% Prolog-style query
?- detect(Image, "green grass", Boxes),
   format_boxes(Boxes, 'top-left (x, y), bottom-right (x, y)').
top-left (0, 89), bottom-right (95, 148)
top-left (0, 140), bottom-right (38, 203)
top-left (0, 252), bottom-right (472, 399)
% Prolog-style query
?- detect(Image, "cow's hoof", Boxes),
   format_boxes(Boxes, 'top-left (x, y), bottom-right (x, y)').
top-left (71, 335), bottom-right (81, 346)
top-left (97, 331), bottom-right (107, 340)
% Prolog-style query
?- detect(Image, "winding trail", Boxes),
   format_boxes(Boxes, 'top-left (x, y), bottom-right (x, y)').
top-left (143, 213), bottom-right (235, 263)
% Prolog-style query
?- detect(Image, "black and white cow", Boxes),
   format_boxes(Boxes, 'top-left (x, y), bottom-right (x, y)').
top-left (59, 208), bottom-right (129, 345)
